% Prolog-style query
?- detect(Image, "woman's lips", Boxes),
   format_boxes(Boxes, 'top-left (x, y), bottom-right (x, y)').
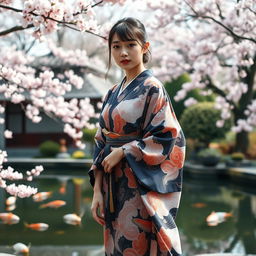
top-left (120, 60), bottom-right (131, 65)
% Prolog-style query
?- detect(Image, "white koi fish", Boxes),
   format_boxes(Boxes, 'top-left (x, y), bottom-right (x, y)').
top-left (63, 213), bottom-right (82, 226)
top-left (13, 242), bottom-right (30, 255)
top-left (6, 196), bottom-right (16, 206)
top-left (33, 191), bottom-right (52, 202)
top-left (206, 211), bottom-right (233, 226)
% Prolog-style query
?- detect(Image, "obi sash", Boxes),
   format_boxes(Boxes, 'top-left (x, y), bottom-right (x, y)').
top-left (101, 128), bottom-right (140, 214)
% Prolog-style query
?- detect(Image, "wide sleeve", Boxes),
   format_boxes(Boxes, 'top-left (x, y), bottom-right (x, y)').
top-left (88, 89), bottom-right (112, 187)
top-left (122, 84), bottom-right (186, 193)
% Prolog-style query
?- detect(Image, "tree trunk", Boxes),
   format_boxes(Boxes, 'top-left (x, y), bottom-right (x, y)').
top-left (234, 131), bottom-right (249, 153)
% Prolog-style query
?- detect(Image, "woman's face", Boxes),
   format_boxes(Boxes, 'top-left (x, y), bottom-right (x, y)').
top-left (111, 33), bottom-right (148, 72)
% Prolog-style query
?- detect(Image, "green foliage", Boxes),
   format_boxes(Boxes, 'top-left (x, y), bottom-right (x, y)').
top-left (82, 127), bottom-right (97, 143)
top-left (39, 140), bottom-right (60, 158)
top-left (231, 152), bottom-right (245, 161)
top-left (164, 73), bottom-right (215, 120)
top-left (180, 102), bottom-right (233, 146)
top-left (198, 148), bottom-right (222, 158)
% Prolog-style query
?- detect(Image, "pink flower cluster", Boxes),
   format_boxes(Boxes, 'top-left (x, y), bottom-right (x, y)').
top-left (26, 165), bottom-right (44, 181)
top-left (18, 0), bottom-right (98, 37)
top-left (146, 0), bottom-right (256, 132)
top-left (0, 45), bottom-right (98, 148)
top-left (0, 151), bottom-right (43, 197)
top-left (0, 0), bottom-right (129, 198)
top-left (6, 184), bottom-right (38, 198)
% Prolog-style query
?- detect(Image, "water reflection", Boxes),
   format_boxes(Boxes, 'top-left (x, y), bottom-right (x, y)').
top-left (177, 176), bottom-right (256, 255)
top-left (233, 194), bottom-right (256, 254)
top-left (0, 173), bottom-right (255, 255)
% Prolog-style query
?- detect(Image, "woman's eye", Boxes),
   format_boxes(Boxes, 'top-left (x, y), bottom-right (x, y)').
top-left (129, 44), bottom-right (136, 47)
top-left (113, 45), bottom-right (119, 49)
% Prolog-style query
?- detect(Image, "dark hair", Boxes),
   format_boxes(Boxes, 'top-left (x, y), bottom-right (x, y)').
top-left (106, 17), bottom-right (151, 77)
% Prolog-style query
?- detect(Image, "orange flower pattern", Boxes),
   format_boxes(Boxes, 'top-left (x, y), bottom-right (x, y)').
top-left (89, 70), bottom-right (185, 255)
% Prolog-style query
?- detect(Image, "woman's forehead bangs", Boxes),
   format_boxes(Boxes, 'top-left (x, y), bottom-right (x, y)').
top-left (114, 23), bottom-right (140, 43)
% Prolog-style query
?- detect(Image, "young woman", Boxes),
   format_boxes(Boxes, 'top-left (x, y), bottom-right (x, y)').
top-left (89, 17), bottom-right (186, 256)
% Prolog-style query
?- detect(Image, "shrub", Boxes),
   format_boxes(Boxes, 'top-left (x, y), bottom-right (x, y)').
top-left (197, 148), bottom-right (222, 166)
top-left (164, 73), bottom-right (215, 120)
top-left (198, 148), bottom-right (222, 158)
top-left (72, 150), bottom-right (86, 159)
top-left (39, 140), bottom-right (60, 158)
top-left (231, 152), bottom-right (245, 161)
top-left (180, 102), bottom-right (233, 147)
top-left (82, 128), bottom-right (97, 143)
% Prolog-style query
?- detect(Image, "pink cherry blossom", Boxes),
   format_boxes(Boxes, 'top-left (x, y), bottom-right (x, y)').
top-left (144, 0), bottom-right (256, 151)
top-left (4, 130), bottom-right (13, 139)
top-left (0, 0), bottom-right (133, 198)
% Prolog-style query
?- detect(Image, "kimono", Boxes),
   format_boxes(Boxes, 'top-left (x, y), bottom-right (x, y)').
top-left (88, 69), bottom-right (186, 256)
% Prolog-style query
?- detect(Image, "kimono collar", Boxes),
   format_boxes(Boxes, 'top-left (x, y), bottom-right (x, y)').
top-left (116, 69), bottom-right (152, 100)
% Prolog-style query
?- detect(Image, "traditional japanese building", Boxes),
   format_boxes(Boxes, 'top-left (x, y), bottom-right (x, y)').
top-left (0, 55), bottom-right (113, 157)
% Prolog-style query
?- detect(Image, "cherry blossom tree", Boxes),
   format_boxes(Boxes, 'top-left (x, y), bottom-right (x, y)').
top-left (0, 0), bottom-right (129, 197)
top-left (145, 0), bottom-right (256, 153)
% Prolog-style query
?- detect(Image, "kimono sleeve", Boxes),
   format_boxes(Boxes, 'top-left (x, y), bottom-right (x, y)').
top-left (88, 89), bottom-right (112, 187)
top-left (122, 84), bottom-right (185, 193)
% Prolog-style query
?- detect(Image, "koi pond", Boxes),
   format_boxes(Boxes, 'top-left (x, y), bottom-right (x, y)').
top-left (0, 171), bottom-right (256, 256)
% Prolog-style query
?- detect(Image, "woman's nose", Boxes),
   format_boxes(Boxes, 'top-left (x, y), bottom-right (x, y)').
top-left (120, 48), bottom-right (128, 57)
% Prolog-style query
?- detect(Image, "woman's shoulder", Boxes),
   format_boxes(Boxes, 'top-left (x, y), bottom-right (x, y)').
top-left (103, 83), bottom-right (119, 100)
top-left (144, 75), bottom-right (164, 90)
top-left (108, 83), bottom-right (119, 93)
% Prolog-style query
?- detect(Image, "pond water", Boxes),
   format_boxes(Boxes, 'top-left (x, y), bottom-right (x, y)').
top-left (0, 171), bottom-right (256, 255)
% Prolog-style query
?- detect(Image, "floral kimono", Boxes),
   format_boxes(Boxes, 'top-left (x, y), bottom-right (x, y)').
top-left (89, 69), bottom-right (186, 256)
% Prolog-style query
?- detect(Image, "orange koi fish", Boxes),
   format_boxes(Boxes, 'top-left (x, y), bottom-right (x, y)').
top-left (192, 202), bottom-right (207, 208)
top-left (0, 212), bottom-right (20, 224)
top-left (59, 184), bottom-right (66, 195)
top-left (40, 200), bottom-right (66, 209)
top-left (206, 211), bottom-right (233, 226)
top-left (33, 191), bottom-right (53, 202)
top-left (132, 218), bottom-right (152, 232)
top-left (24, 222), bottom-right (49, 231)
top-left (13, 242), bottom-right (30, 255)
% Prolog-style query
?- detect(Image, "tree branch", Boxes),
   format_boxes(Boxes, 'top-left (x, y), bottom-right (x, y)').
top-left (185, 0), bottom-right (256, 44)
top-left (239, 53), bottom-right (256, 110)
top-left (25, 39), bottom-right (36, 54)
top-left (62, 24), bottom-right (107, 40)
top-left (215, 1), bottom-right (224, 20)
top-left (0, 24), bottom-right (34, 37)
top-left (248, 7), bottom-right (256, 16)
top-left (0, 0), bottom-right (105, 39)
top-left (205, 75), bottom-right (237, 110)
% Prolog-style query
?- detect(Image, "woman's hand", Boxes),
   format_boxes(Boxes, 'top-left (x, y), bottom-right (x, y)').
top-left (91, 190), bottom-right (105, 226)
top-left (102, 147), bottom-right (124, 173)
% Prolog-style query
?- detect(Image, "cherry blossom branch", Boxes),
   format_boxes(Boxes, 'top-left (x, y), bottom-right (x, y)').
top-left (247, 7), bottom-right (256, 16)
top-left (61, 23), bottom-right (107, 40)
top-left (205, 75), bottom-right (237, 109)
top-left (0, 24), bottom-right (34, 36)
top-left (185, 0), bottom-right (256, 44)
top-left (215, 1), bottom-right (224, 20)
top-left (0, 1), bottom-right (105, 39)
top-left (0, 150), bottom-right (44, 197)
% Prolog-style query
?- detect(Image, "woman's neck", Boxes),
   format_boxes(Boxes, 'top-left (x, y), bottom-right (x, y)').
top-left (124, 64), bottom-right (146, 84)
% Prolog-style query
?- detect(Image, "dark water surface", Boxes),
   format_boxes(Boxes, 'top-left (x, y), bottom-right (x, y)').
top-left (0, 171), bottom-right (255, 255)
